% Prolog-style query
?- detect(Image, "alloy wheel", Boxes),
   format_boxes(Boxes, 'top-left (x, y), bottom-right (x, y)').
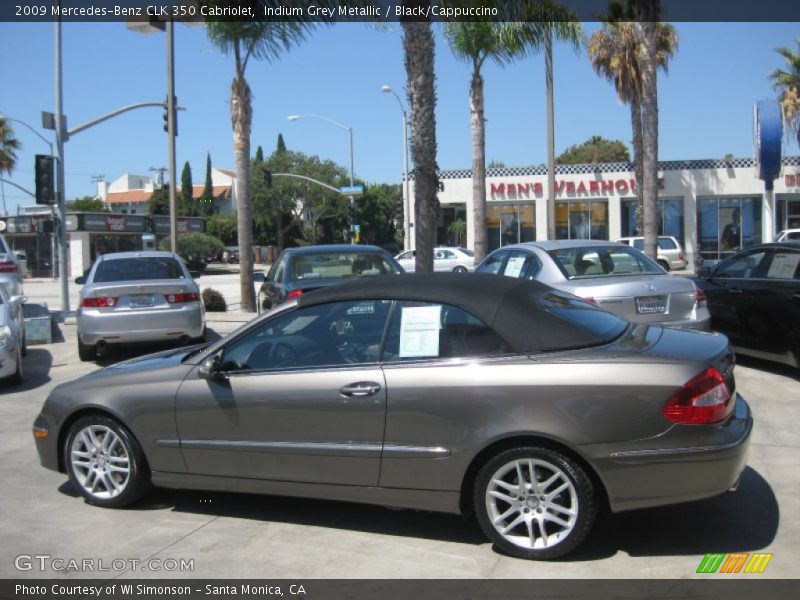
top-left (69, 425), bottom-right (131, 500)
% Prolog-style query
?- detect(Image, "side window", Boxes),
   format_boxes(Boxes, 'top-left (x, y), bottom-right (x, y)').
top-left (503, 250), bottom-right (541, 280)
top-left (382, 301), bottom-right (511, 362)
top-left (658, 237), bottom-right (678, 250)
top-left (715, 250), bottom-right (769, 279)
top-left (440, 250), bottom-right (456, 259)
top-left (633, 239), bottom-right (644, 251)
top-left (220, 300), bottom-right (392, 372)
top-left (765, 251), bottom-right (800, 280)
top-left (476, 250), bottom-right (509, 274)
top-left (266, 258), bottom-right (284, 283)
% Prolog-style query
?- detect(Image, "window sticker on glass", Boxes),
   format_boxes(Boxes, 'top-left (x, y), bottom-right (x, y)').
top-left (399, 305), bottom-right (442, 358)
top-left (767, 253), bottom-right (800, 279)
top-left (505, 256), bottom-right (527, 278)
top-left (347, 301), bottom-right (376, 315)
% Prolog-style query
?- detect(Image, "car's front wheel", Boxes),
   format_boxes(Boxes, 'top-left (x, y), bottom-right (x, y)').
top-left (64, 416), bottom-right (151, 508)
top-left (474, 446), bottom-right (597, 560)
top-left (453, 266), bottom-right (468, 273)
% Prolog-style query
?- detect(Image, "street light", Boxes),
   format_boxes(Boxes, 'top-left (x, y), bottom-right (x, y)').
top-left (381, 85), bottom-right (411, 251)
top-left (287, 114), bottom-right (355, 244)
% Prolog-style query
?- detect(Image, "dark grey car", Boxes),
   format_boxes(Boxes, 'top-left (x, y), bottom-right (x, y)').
top-left (33, 273), bottom-right (751, 560)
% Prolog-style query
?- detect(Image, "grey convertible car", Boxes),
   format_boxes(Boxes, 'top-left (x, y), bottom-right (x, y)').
top-left (33, 273), bottom-right (751, 560)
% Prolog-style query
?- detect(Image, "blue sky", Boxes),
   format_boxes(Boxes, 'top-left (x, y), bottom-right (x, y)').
top-left (1, 21), bottom-right (798, 213)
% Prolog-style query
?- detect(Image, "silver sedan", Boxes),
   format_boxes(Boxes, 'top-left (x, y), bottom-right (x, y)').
top-left (75, 251), bottom-right (205, 361)
top-left (477, 240), bottom-right (710, 329)
top-left (0, 284), bottom-right (26, 383)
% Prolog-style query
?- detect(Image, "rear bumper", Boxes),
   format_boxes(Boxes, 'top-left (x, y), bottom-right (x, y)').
top-left (77, 304), bottom-right (204, 345)
top-left (582, 394), bottom-right (752, 513)
top-left (0, 346), bottom-right (19, 379)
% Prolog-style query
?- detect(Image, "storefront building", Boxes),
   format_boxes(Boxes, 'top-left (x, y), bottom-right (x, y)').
top-left (0, 212), bottom-right (205, 278)
top-left (410, 156), bottom-right (800, 267)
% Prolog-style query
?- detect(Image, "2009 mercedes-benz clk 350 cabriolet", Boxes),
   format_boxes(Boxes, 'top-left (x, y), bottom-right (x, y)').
top-left (33, 273), bottom-right (752, 560)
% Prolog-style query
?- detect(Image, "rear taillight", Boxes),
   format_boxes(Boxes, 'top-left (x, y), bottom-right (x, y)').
top-left (663, 367), bottom-right (733, 424)
top-left (581, 297), bottom-right (596, 304)
top-left (165, 292), bottom-right (199, 304)
top-left (286, 289), bottom-right (304, 301)
top-left (0, 260), bottom-right (18, 274)
top-left (679, 252), bottom-right (685, 261)
top-left (82, 296), bottom-right (117, 308)
top-left (694, 288), bottom-right (707, 308)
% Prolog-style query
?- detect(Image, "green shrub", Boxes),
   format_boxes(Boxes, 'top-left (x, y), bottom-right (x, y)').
top-left (202, 288), bottom-right (227, 312)
top-left (159, 233), bottom-right (225, 269)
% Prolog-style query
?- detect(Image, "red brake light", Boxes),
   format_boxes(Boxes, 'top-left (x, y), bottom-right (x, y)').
top-left (663, 367), bottom-right (733, 424)
top-left (165, 292), bottom-right (199, 304)
top-left (581, 297), bottom-right (596, 304)
top-left (286, 289), bottom-right (304, 301)
top-left (82, 296), bottom-right (117, 308)
top-left (694, 288), bottom-right (707, 308)
top-left (0, 260), bottom-right (18, 274)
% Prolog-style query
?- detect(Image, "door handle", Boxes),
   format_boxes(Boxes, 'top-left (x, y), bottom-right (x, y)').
top-left (339, 381), bottom-right (381, 398)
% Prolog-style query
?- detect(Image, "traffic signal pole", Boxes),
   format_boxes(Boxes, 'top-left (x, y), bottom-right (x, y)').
top-left (55, 13), bottom-right (69, 314)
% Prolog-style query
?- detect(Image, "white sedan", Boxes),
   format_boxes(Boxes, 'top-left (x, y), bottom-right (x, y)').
top-left (396, 247), bottom-right (475, 272)
top-left (0, 285), bottom-right (26, 384)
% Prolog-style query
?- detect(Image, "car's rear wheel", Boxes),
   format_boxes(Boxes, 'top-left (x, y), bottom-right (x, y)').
top-left (453, 266), bottom-right (468, 273)
top-left (658, 260), bottom-right (670, 272)
top-left (64, 416), bottom-right (151, 508)
top-left (474, 446), bottom-right (596, 560)
top-left (8, 348), bottom-right (23, 384)
top-left (77, 340), bottom-right (96, 362)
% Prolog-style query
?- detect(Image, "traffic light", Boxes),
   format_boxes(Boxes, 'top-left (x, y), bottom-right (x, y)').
top-left (34, 154), bottom-right (55, 205)
top-left (264, 168), bottom-right (272, 188)
top-left (348, 202), bottom-right (357, 226)
top-left (162, 96), bottom-right (178, 136)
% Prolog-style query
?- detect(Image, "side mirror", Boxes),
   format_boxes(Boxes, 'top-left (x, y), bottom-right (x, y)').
top-left (189, 271), bottom-right (201, 279)
top-left (696, 266), bottom-right (712, 279)
top-left (9, 295), bottom-right (26, 306)
top-left (253, 272), bottom-right (266, 283)
top-left (198, 354), bottom-right (225, 381)
top-left (75, 276), bottom-right (86, 285)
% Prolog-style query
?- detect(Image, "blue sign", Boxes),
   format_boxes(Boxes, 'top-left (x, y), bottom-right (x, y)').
top-left (339, 185), bottom-right (364, 195)
top-left (753, 100), bottom-right (783, 190)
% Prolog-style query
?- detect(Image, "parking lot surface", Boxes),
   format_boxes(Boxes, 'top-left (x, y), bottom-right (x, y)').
top-left (1, 273), bottom-right (798, 579)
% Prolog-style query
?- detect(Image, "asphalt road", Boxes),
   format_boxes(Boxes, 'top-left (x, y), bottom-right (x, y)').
top-left (1, 276), bottom-right (798, 579)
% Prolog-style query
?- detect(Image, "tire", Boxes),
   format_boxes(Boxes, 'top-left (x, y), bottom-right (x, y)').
top-left (21, 330), bottom-right (27, 357)
top-left (78, 340), bottom-right (97, 362)
top-left (8, 348), bottom-right (23, 385)
top-left (453, 266), bottom-right (468, 273)
top-left (64, 415), bottom-right (151, 508)
top-left (658, 260), bottom-right (670, 272)
top-left (473, 446), bottom-right (597, 560)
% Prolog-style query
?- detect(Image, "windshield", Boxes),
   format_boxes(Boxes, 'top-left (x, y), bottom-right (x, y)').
top-left (548, 246), bottom-right (662, 279)
top-left (92, 257), bottom-right (187, 283)
top-left (290, 252), bottom-right (400, 280)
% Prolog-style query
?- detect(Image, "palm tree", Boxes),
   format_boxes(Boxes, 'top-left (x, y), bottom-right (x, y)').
top-left (769, 37), bottom-right (800, 145)
top-left (402, 19), bottom-right (438, 273)
top-left (444, 22), bottom-right (522, 263)
top-left (205, 16), bottom-right (323, 311)
top-left (588, 12), bottom-right (677, 235)
top-left (0, 117), bottom-right (21, 177)
top-left (510, 4), bottom-right (583, 240)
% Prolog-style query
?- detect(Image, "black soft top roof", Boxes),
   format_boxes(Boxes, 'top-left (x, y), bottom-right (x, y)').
top-left (297, 272), bottom-right (622, 353)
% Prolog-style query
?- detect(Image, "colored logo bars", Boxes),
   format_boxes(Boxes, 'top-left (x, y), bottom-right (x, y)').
top-left (697, 553), bottom-right (773, 574)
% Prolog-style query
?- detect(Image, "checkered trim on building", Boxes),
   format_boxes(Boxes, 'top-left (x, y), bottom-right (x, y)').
top-left (410, 156), bottom-right (800, 180)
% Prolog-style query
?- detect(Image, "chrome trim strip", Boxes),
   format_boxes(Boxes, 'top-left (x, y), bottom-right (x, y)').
top-left (176, 440), bottom-right (450, 459)
top-left (155, 439), bottom-right (181, 448)
top-left (382, 445), bottom-right (450, 458)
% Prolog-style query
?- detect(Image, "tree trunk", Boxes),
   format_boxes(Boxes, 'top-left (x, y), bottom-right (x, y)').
top-left (636, 6), bottom-right (659, 262)
top-left (630, 94), bottom-right (645, 235)
top-left (231, 71), bottom-right (255, 312)
top-left (402, 20), bottom-right (438, 274)
top-left (470, 62), bottom-right (488, 263)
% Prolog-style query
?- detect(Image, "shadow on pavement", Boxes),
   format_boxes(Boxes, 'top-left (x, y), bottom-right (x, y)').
top-left (1, 347), bottom-right (53, 393)
top-left (735, 355), bottom-right (799, 381)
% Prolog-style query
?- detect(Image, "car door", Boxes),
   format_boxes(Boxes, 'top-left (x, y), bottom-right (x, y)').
top-left (702, 248), bottom-right (771, 346)
top-left (260, 256), bottom-right (286, 310)
top-left (436, 249), bottom-right (457, 271)
top-left (175, 299), bottom-right (392, 486)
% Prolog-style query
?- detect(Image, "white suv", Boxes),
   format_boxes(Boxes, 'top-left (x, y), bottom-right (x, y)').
top-left (615, 236), bottom-right (687, 271)
top-left (776, 229), bottom-right (800, 242)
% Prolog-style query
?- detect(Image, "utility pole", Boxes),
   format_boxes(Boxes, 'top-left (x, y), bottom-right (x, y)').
top-left (55, 8), bottom-right (69, 314)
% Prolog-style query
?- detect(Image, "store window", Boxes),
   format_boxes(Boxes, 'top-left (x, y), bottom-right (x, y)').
top-left (696, 197), bottom-right (762, 262)
top-left (775, 194), bottom-right (800, 232)
top-left (555, 200), bottom-right (608, 240)
top-left (486, 203), bottom-right (535, 251)
top-left (621, 197), bottom-right (684, 244)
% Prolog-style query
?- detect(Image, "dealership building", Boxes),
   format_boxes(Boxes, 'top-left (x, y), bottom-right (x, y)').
top-left (411, 155), bottom-right (800, 267)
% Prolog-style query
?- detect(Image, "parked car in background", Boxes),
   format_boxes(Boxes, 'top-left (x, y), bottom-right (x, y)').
top-left (75, 251), bottom-right (205, 361)
top-left (222, 246), bottom-right (240, 264)
top-left (615, 236), bottom-right (687, 271)
top-left (0, 284), bottom-right (26, 384)
top-left (395, 247), bottom-right (475, 272)
top-left (692, 242), bottom-right (800, 368)
top-left (257, 244), bottom-right (403, 312)
top-left (0, 234), bottom-right (24, 297)
top-left (34, 273), bottom-right (751, 560)
top-left (476, 240), bottom-right (710, 329)
top-left (776, 229), bottom-right (800, 242)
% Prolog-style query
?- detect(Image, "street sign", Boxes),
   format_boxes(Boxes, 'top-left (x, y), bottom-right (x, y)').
top-left (339, 185), bottom-right (364, 195)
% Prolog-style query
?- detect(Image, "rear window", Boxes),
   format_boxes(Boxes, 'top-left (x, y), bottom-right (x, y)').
top-left (290, 252), bottom-right (400, 281)
top-left (92, 257), bottom-right (186, 282)
top-left (657, 237), bottom-right (678, 250)
top-left (548, 246), bottom-right (662, 279)
top-left (459, 248), bottom-right (475, 257)
top-left (539, 291), bottom-right (628, 350)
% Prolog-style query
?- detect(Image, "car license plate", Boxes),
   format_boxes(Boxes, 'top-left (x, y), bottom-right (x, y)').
top-left (636, 295), bottom-right (666, 315)
top-left (130, 294), bottom-right (155, 308)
